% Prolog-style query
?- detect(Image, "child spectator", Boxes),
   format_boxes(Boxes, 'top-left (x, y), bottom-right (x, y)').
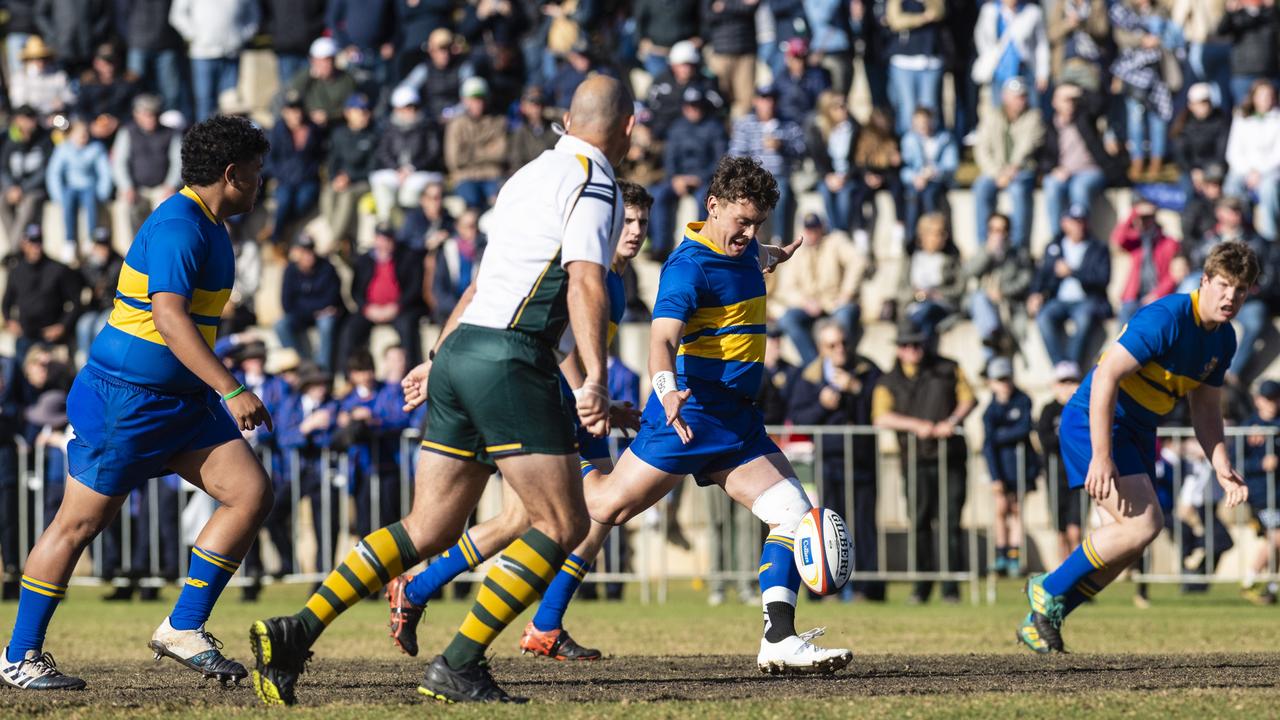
top-left (982, 356), bottom-right (1039, 577)
top-left (900, 107), bottom-right (957, 251)
top-left (1035, 361), bottom-right (1084, 564)
top-left (276, 365), bottom-right (339, 574)
top-left (46, 119), bottom-right (112, 260)
top-left (851, 107), bottom-right (905, 250)
top-left (1242, 379), bottom-right (1280, 605)
top-left (337, 350), bottom-right (400, 537)
top-left (897, 211), bottom-right (963, 341)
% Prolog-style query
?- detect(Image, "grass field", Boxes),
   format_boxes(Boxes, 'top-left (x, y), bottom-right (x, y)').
top-left (1, 580), bottom-right (1278, 718)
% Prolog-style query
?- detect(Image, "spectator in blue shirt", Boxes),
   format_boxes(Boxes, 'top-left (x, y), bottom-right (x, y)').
top-left (981, 356), bottom-right (1039, 578)
top-left (773, 39), bottom-right (832, 124)
top-left (649, 87), bottom-right (728, 258)
top-left (276, 235), bottom-right (345, 372)
top-left (45, 119), bottom-right (112, 259)
top-left (337, 350), bottom-right (401, 537)
top-left (899, 107), bottom-right (957, 248)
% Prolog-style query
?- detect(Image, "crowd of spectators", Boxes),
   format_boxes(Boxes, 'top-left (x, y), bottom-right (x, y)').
top-left (2, 0), bottom-right (1280, 603)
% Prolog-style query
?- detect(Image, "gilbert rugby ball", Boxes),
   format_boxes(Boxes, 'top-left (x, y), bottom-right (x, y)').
top-left (793, 507), bottom-right (852, 595)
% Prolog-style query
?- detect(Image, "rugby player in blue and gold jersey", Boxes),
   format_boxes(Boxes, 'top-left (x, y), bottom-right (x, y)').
top-left (1018, 241), bottom-right (1258, 654)
top-left (1, 116), bottom-right (273, 691)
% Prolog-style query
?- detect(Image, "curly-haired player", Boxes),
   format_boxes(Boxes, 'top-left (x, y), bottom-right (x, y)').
top-left (1, 115), bottom-right (274, 691)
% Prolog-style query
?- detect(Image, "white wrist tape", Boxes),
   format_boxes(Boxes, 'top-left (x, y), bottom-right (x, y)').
top-left (573, 383), bottom-right (610, 403)
top-left (652, 371), bottom-right (677, 401)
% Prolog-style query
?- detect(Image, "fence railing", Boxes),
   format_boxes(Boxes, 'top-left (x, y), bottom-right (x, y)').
top-left (3, 423), bottom-right (1276, 604)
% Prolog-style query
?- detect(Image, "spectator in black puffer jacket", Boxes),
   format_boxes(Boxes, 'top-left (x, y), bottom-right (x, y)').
top-left (369, 86), bottom-right (443, 224)
top-left (701, 0), bottom-right (758, 117)
top-left (266, 94), bottom-right (326, 247)
top-left (266, 0), bottom-right (328, 90)
top-left (34, 0), bottom-right (113, 76)
top-left (122, 0), bottom-right (184, 113)
top-left (634, 0), bottom-right (701, 79)
top-left (1171, 82), bottom-right (1232, 194)
top-left (1217, 0), bottom-right (1280, 108)
top-left (277, 235), bottom-right (345, 372)
top-left (644, 40), bottom-right (726, 139)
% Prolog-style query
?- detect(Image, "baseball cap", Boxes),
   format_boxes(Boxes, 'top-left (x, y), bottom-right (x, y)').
top-left (461, 76), bottom-right (489, 99)
top-left (668, 40), bottom-right (700, 66)
top-left (802, 212), bottom-right (824, 229)
top-left (522, 85), bottom-right (546, 104)
top-left (986, 356), bottom-right (1013, 381)
top-left (1003, 77), bottom-right (1028, 96)
top-left (1064, 204), bottom-right (1088, 221)
top-left (681, 86), bottom-right (704, 105)
top-left (784, 37), bottom-right (810, 57)
top-left (345, 93), bottom-right (371, 110)
top-left (755, 83), bottom-right (779, 98)
top-left (1187, 82), bottom-right (1213, 104)
top-left (390, 86), bottom-right (420, 109)
top-left (282, 90), bottom-right (305, 109)
top-left (309, 36), bottom-right (338, 59)
top-left (895, 321), bottom-right (927, 346)
top-left (1259, 380), bottom-right (1280, 400)
top-left (1203, 163), bottom-right (1226, 184)
top-left (91, 226), bottom-right (112, 245)
top-left (295, 234), bottom-right (317, 251)
top-left (22, 223), bottom-right (42, 241)
top-left (1053, 360), bottom-right (1081, 383)
top-left (375, 224), bottom-right (396, 238)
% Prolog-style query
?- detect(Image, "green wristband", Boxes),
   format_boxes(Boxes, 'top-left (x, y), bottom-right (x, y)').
top-left (222, 384), bottom-right (247, 401)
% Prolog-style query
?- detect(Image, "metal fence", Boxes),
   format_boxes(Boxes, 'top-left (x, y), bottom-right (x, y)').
top-left (4, 423), bottom-right (1277, 603)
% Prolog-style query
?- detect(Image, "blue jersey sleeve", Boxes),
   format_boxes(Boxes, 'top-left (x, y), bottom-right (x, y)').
top-left (145, 219), bottom-right (207, 299)
top-left (651, 256), bottom-right (703, 323)
top-left (1115, 304), bottom-right (1178, 367)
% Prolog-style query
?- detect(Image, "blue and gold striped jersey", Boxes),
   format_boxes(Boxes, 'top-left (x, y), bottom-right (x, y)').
top-left (652, 222), bottom-right (766, 401)
top-left (86, 187), bottom-right (234, 394)
top-left (606, 268), bottom-right (626, 346)
top-left (1071, 290), bottom-right (1236, 429)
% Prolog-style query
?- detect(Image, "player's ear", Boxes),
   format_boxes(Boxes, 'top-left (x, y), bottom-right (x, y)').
top-left (623, 113), bottom-right (635, 137)
top-left (562, 112), bottom-right (571, 132)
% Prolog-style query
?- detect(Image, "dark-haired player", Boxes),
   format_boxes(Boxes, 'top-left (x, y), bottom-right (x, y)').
top-left (1018, 241), bottom-right (1258, 653)
top-left (1, 116), bottom-right (274, 690)
top-left (561, 157), bottom-right (846, 674)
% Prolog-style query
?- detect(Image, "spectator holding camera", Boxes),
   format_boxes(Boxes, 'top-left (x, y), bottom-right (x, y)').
top-left (1111, 198), bottom-right (1179, 325)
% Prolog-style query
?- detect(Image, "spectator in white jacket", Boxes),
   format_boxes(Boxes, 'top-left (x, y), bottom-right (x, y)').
top-left (1224, 80), bottom-right (1280, 241)
top-left (169, 0), bottom-right (260, 121)
top-left (973, 0), bottom-right (1050, 111)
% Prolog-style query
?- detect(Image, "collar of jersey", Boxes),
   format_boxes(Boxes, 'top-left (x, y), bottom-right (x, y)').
top-left (1188, 289), bottom-right (1202, 328)
top-left (554, 134), bottom-right (614, 180)
top-left (683, 222), bottom-right (725, 255)
top-left (180, 186), bottom-right (217, 224)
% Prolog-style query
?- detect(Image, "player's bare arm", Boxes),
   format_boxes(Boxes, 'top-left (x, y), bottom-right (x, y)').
top-left (650, 317), bottom-right (693, 444)
top-left (151, 291), bottom-right (271, 432)
top-left (567, 259), bottom-right (610, 437)
top-left (1188, 383), bottom-right (1249, 507)
top-left (561, 345), bottom-right (640, 434)
top-left (1085, 344), bottom-right (1141, 502)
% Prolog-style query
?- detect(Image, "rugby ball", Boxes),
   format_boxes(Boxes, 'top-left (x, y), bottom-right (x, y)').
top-left (793, 507), bottom-right (852, 595)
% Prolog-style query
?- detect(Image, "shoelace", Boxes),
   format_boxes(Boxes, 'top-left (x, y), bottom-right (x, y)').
top-left (197, 628), bottom-right (225, 652)
top-left (795, 627), bottom-right (827, 653)
top-left (24, 652), bottom-right (63, 677)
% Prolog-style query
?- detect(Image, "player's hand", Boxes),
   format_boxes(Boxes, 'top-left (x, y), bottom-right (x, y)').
top-left (1215, 465), bottom-right (1249, 508)
top-left (227, 390), bottom-right (273, 433)
top-left (608, 400), bottom-right (642, 435)
top-left (576, 382), bottom-right (610, 438)
top-left (1084, 455), bottom-right (1118, 502)
top-left (762, 236), bottom-right (803, 274)
top-left (401, 361), bottom-right (432, 411)
top-left (663, 388), bottom-right (694, 444)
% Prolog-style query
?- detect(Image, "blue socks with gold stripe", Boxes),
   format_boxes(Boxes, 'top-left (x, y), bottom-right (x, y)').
top-left (404, 532), bottom-right (484, 607)
top-left (1043, 535), bottom-right (1107, 597)
top-left (442, 528), bottom-right (566, 669)
top-left (296, 521), bottom-right (420, 645)
top-left (759, 532), bottom-right (802, 642)
top-left (170, 545), bottom-right (240, 630)
top-left (531, 553), bottom-right (590, 632)
top-left (5, 576), bottom-right (67, 663)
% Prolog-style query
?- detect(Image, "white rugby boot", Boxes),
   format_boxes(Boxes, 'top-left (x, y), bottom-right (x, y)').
top-left (1, 647), bottom-right (86, 690)
top-left (756, 628), bottom-right (853, 675)
top-left (148, 617), bottom-right (248, 686)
